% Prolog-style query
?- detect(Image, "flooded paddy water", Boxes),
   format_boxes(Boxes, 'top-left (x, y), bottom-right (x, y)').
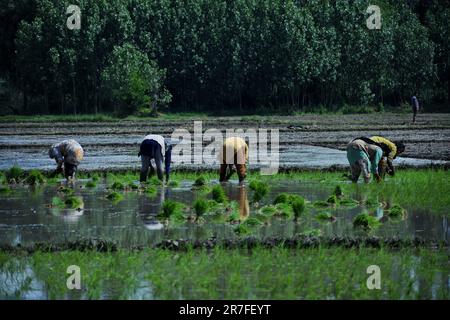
top-left (0, 178), bottom-right (448, 247)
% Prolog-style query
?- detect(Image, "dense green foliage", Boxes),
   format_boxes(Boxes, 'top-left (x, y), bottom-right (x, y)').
top-left (0, 0), bottom-right (448, 115)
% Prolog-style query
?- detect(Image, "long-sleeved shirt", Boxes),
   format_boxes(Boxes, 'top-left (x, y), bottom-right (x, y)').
top-left (141, 135), bottom-right (172, 175)
top-left (49, 139), bottom-right (84, 166)
top-left (348, 139), bottom-right (382, 175)
top-left (218, 137), bottom-right (249, 165)
top-left (370, 136), bottom-right (397, 161)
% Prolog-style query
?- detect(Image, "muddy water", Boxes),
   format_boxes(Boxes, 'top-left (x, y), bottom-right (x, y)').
top-left (0, 179), bottom-right (447, 247)
top-left (0, 143), bottom-right (447, 171)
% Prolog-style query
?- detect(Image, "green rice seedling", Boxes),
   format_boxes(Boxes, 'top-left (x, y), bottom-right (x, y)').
top-left (292, 197), bottom-right (306, 220)
top-left (193, 176), bottom-right (206, 187)
top-left (334, 185), bottom-right (344, 198)
top-left (255, 213), bottom-right (270, 223)
top-left (147, 177), bottom-right (163, 186)
top-left (226, 211), bottom-right (240, 223)
top-left (273, 193), bottom-right (289, 205)
top-left (353, 213), bottom-right (380, 230)
top-left (387, 205), bottom-right (406, 218)
top-left (243, 217), bottom-right (263, 227)
top-left (85, 181), bottom-right (97, 188)
top-left (313, 200), bottom-right (330, 208)
top-left (364, 197), bottom-right (380, 208)
top-left (193, 198), bottom-right (209, 218)
top-left (0, 185), bottom-right (11, 194)
top-left (64, 196), bottom-right (84, 209)
top-left (158, 200), bottom-right (184, 220)
top-left (127, 182), bottom-right (139, 190)
top-left (24, 170), bottom-right (46, 185)
top-left (339, 198), bottom-right (359, 207)
top-left (110, 181), bottom-right (125, 190)
top-left (106, 191), bottom-right (124, 202)
top-left (167, 180), bottom-right (180, 187)
top-left (5, 165), bottom-right (23, 183)
top-left (91, 174), bottom-right (100, 182)
top-left (234, 223), bottom-right (251, 235)
top-left (299, 228), bottom-right (322, 237)
top-left (249, 180), bottom-right (269, 203)
top-left (51, 197), bottom-right (65, 208)
top-left (259, 205), bottom-right (277, 216)
top-left (274, 203), bottom-right (293, 218)
top-left (57, 186), bottom-right (74, 195)
top-left (211, 185), bottom-right (227, 203)
top-left (326, 195), bottom-right (338, 205)
top-left (316, 211), bottom-right (335, 221)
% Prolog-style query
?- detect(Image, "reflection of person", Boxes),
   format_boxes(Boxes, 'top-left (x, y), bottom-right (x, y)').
top-left (138, 184), bottom-right (167, 230)
top-left (48, 139), bottom-right (84, 180)
top-left (139, 134), bottom-right (172, 183)
top-left (218, 137), bottom-right (249, 183)
top-left (411, 95), bottom-right (420, 123)
top-left (370, 136), bottom-right (405, 177)
top-left (346, 138), bottom-right (383, 183)
top-left (238, 185), bottom-right (250, 221)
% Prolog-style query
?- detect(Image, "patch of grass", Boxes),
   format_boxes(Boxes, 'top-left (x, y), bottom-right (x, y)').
top-left (147, 177), bottom-right (163, 186)
top-left (299, 228), bottom-right (322, 237)
top-left (313, 200), bottom-right (330, 208)
top-left (57, 186), bottom-right (74, 195)
top-left (316, 211), bottom-right (335, 221)
top-left (291, 197), bottom-right (306, 219)
top-left (1, 247), bottom-right (448, 299)
top-left (0, 185), bottom-right (11, 194)
top-left (110, 181), bottom-right (125, 191)
top-left (158, 200), bottom-right (184, 220)
top-left (106, 191), bottom-right (124, 202)
top-left (193, 198), bottom-right (209, 218)
top-left (259, 205), bottom-right (277, 216)
top-left (167, 180), bottom-right (179, 187)
top-left (273, 193), bottom-right (289, 205)
top-left (234, 223), bottom-right (251, 235)
top-left (127, 182), bottom-right (139, 190)
top-left (353, 213), bottom-right (380, 230)
top-left (326, 195), bottom-right (338, 205)
top-left (51, 197), bottom-right (65, 208)
top-left (24, 170), bottom-right (46, 185)
top-left (64, 196), bottom-right (84, 209)
top-left (85, 181), bottom-right (97, 188)
top-left (5, 166), bottom-right (23, 183)
top-left (274, 203), bottom-right (293, 218)
top-left (334, 185), bottom-right (344, 197)
top-left (193, 176), bottom-right (206, 187)
top-left (211, 185), bottom-right (227, 203)
top-left (339, 198), bottom-right (359, 207)
top-left (388, 205), bottom-right (406, 218)
top-left (226, 211), bottom-right (240, 223)
top-left (249, 180), bottom-right (269, 203)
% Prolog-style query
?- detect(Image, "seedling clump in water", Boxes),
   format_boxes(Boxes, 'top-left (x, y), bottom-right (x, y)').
top-left (388, 205), bottom-right (406, 218)
top-left (24, 170), bottom-right (46, 185)
top-left (106, 191), bottom-right (124, 202)
top-left (193, 198), bottom-right (209, 218)
top-left (334, 185), bottom-right (344, 198)
top-left (5, 166), bottom-right (24, 183)
top-left (353, 212), bottom-right (380, 230)
top-left (85, 181), bottom-right (97, 188)
top-left (159, 200), bottom-right (184, 220)
top-left (291, 197), bottom-right (306, 220)
top-left (326, 195), bottom-right (338, 205)
top-left (64, 196), bottom-right (83, 209)
top-left (316, 211), bottom-right (335, 221)
top-left (211, 185), bottom-right (227, 203)
top-left (193, 176), bottom-right (206, 187)
top-left (249, 180), bottom-right (269, 203)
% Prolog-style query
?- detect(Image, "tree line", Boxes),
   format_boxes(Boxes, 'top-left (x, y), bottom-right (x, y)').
top-left (0, 0), bottom-right (448, 116)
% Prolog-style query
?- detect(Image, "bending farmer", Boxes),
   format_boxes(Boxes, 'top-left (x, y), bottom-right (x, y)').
top-left (48, 139), bottom-right (84, 179)
top-left (139, 134), bottom-right (172, 182)
top-left (346, 138), bottom-right (383, 183)
top-left (369, 136), bottom-right (405, 177)
top-left (219, 137), bottom-right (249, 183)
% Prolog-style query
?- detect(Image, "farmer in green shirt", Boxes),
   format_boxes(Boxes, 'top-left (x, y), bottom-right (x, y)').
top-left (346, 138), bottom-right (383, 183)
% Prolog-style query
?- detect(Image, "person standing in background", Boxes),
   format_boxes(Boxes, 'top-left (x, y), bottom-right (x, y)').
top-left (411, 95), bottom-right (420, 123)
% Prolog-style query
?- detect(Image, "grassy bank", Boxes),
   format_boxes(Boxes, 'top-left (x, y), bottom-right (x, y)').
top-left (0, 246), bottom-right (448, 299)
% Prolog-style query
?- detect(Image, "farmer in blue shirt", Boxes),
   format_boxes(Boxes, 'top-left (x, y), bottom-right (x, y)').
top-left (138, 134), bottom-right (172, 183)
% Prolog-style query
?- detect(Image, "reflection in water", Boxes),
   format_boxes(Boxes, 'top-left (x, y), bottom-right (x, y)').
top-left (237, 185), bottom-right (250, 221)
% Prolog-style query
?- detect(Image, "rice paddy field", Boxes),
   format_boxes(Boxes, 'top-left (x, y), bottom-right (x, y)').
top-left (0, 114), bottom-right (449, 300)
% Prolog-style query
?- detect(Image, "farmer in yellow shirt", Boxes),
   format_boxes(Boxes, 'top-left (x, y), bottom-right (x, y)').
top-left (370, 136), bottom-right (405, 177)
top-left (218, 137), bottom-right (249, 183)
